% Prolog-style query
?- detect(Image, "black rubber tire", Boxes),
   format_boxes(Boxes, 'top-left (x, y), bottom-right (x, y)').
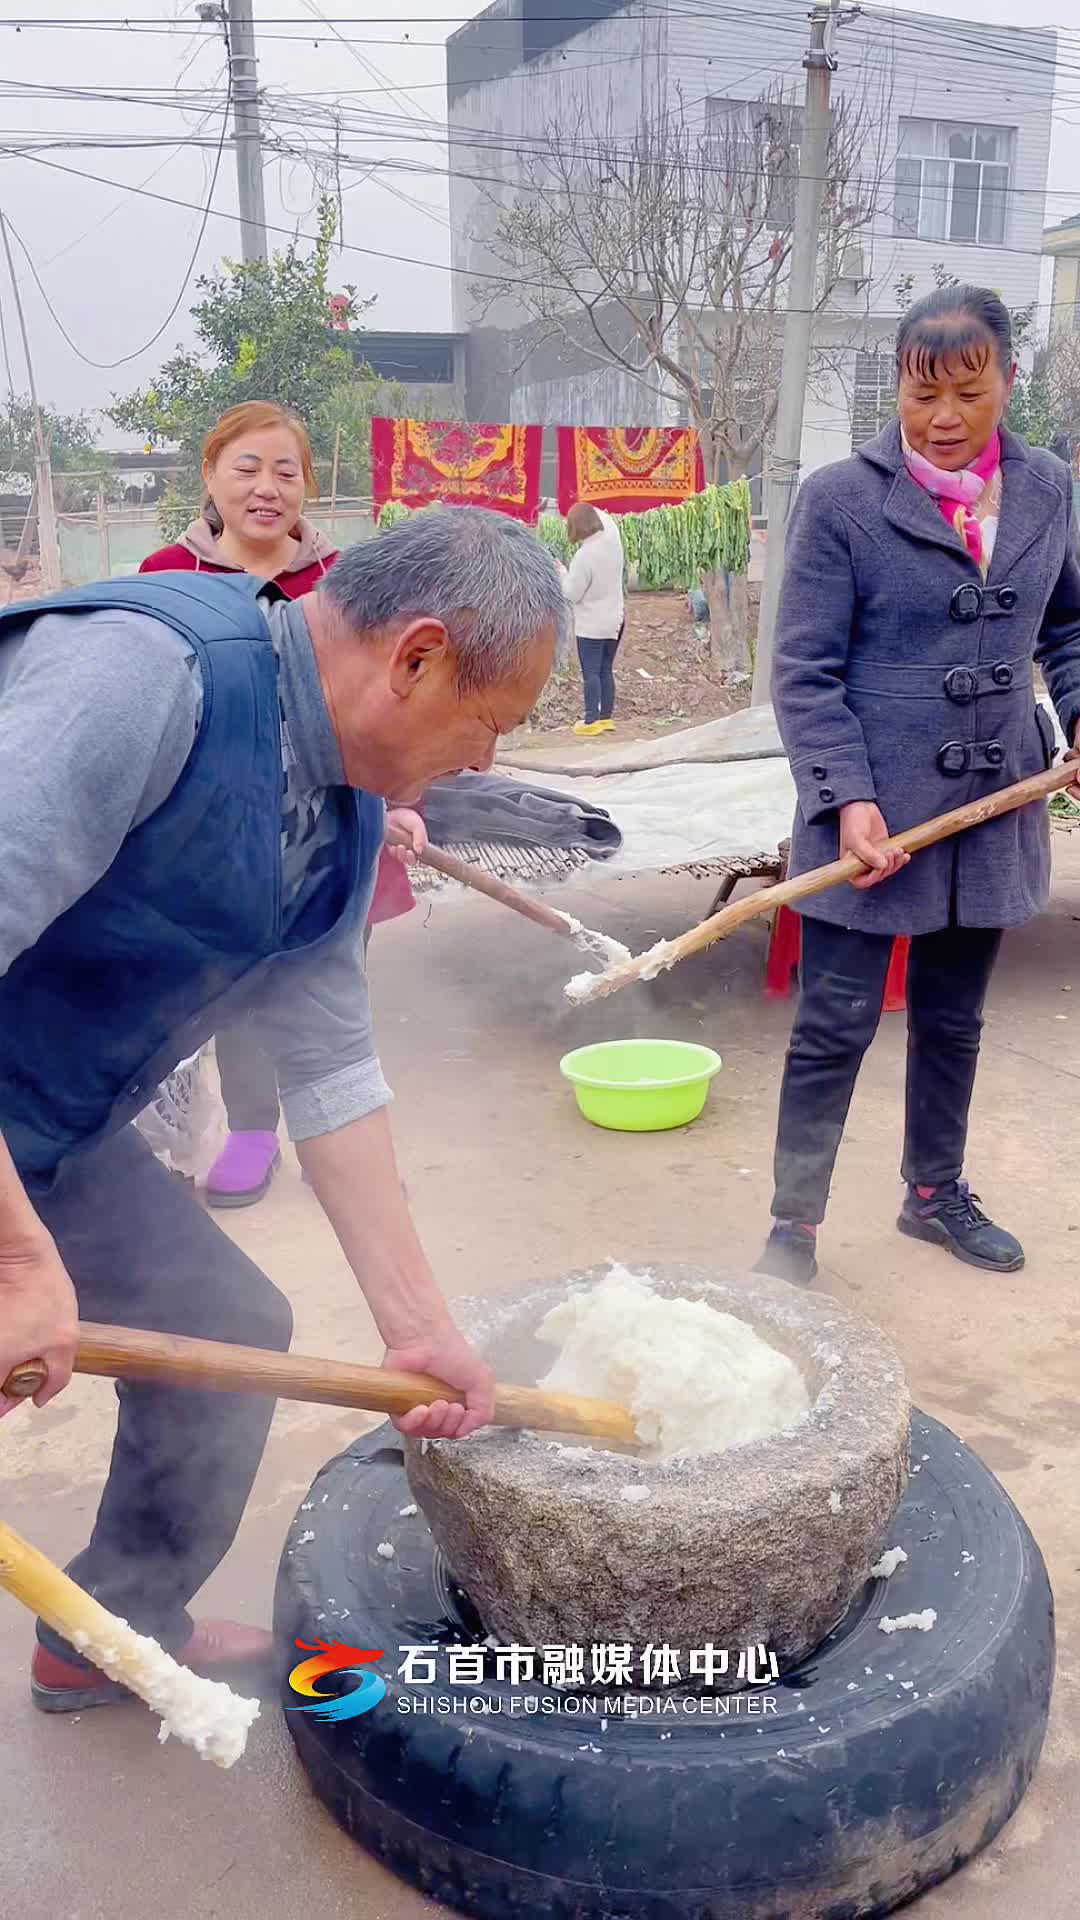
top-left (275, 1412), bottom-right (1054, 1920)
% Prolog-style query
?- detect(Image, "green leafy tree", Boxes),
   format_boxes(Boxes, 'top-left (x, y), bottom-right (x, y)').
top-left (109, 198), bottom-right (383, 529)
top-left (311, 375), bottom-right (442, 500)
top-left (0, 395), bottom-right (109, 509)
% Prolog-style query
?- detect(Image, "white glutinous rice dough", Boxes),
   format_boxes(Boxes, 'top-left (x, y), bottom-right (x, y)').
top-left (870, 1546), bottom-right (909, 1580)
top-left (878, 1609), bottom-right (937, 1634)
top-left (71, 1627), bottom-right (259, 1768)
top-left (555, 911), bottom-right (633, 969)
top-left (535, 1265), bottom-right (810, 1458)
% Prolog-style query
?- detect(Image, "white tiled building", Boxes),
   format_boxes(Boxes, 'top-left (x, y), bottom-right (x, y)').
top-left (447, 1), bottom-right (1056, 497)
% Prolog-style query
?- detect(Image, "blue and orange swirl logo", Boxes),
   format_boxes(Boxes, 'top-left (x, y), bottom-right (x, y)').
top-left (287, 1638), bottom-right (386, 1722)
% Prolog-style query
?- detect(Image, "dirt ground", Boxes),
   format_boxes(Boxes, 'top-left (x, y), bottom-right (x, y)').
top-left (3, 838), bottom-right (1080, 1918)
top-left (527, 589), bottom-right (754, 742)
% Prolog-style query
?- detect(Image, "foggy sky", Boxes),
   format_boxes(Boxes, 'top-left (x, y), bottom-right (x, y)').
top-left (0, 0), bottom-right (1076, 436)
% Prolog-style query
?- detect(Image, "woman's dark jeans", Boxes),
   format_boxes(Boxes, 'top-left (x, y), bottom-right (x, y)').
top-left (771, 916), bottom-right (1002, 1225)
top-left (215, 1012), bottom-right (279, 1132)
top-left (577, 629), bottom-right (622, 724)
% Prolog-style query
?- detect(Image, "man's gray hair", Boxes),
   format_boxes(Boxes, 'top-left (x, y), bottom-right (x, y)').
top-left (321, 506), bottom-right (570, 693)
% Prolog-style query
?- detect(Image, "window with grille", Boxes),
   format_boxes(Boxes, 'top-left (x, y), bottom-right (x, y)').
top-left (852, 351), bottom-right (896, 447)
top-left (894, 120), bottom-right (1013, 247)
top-left (704, 98), bottom-right (802, 232)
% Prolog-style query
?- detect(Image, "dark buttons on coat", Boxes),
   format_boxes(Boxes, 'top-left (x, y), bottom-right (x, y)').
top-left (950, 583), bottom-right (983, 623)
top-left (944, 666), bottom-right (977, 703)
top-left (819, 786), bottom-right (835, 804)
top-left (811, 764), bottom-right (827, 780)
top-left (996, 586), bottom-right (1018, 611)
top-left (938, 741), bottom-right (969, 776)
top-left (984, 739), bottom-right (1005, 767)
top-left (991, 662), bottom-right (1013, 687)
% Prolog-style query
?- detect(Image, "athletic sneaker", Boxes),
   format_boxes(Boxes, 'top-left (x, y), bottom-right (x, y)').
top-left (754, 1222), bottom-right (819, 1287)
top-left (898, 1181), bottom-right (1024, 1272)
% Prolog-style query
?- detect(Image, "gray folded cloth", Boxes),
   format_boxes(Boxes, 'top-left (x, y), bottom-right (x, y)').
top-left (423, 771), bottom-right (622, 858)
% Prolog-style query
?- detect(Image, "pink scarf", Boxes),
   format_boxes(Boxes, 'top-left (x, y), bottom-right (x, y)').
top-left (901, 430), bottom-right (1002, 578)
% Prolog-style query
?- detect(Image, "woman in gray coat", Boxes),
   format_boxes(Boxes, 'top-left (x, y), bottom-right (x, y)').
top-left (759, 285), bottom-right (1080, 1286)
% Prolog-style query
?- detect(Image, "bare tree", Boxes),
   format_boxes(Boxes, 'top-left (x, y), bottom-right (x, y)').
top-left (474, 76), bottom-right (891, 672)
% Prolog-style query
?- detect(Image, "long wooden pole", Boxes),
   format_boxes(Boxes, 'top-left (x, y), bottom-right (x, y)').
top-left (3, 1322), bottom-right (639, 1448)
top-left (411, 838), bottom-right (578, 940)
top-left (572, 759), bottom-right (1080, 1003)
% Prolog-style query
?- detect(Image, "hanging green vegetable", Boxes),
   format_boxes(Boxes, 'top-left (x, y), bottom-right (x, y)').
top-left (376, 500), bottom-right (412, 532)
top-left (536, 512), bottom-right (571, 566)
top-left (615, 481), bottom-right (752, 590)
top-left (373, 478), bottom-right (752, 594)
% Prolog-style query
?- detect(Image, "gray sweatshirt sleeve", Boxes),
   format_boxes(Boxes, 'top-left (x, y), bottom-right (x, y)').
top-left (253, 929), bottom-right (392, 1141)
top-left (0, 610), bottom-right (201, 977)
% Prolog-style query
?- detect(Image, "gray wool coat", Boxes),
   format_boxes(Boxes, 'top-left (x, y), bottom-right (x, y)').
top-left (772, 421), bottom-right (1080, 934)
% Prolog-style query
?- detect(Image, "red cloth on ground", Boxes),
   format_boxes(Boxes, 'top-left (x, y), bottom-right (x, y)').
top-left (139, 540), bottom-right (414, 927)
top-left (765, 906), bottom-right (909, 1012)
top-left (555, 425), bottom-right (705, 515)
top-left (370, 417), bottom-right (543, 523)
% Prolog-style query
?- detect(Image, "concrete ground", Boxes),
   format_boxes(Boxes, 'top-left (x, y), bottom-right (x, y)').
top-left (4, 836), bottom-right (1080, 1919)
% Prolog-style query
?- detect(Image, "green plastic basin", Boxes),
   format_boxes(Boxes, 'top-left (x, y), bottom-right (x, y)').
top-left (559, 1038), bottom-right (723, 1133)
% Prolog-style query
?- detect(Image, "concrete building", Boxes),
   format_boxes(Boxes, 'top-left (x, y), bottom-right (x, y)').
top-left (344, 329), bottom-right (468, 418)
top-left (446, 0), bottom-right (1056, 502)
top-left (1043, 213), bottom-right (1080, 341)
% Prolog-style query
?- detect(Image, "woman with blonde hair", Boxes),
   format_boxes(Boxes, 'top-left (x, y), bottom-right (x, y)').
top-left (141, 400), bottom-right (422, 1206)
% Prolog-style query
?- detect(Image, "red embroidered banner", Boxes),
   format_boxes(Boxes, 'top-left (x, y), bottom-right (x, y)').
top-left (371, 418), bottom-right (543, 523)
top-left (556, 425), bottom-right (704, 515)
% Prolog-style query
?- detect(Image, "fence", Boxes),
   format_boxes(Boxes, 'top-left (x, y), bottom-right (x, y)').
top-left (52, 493), bottom-right (377, 588)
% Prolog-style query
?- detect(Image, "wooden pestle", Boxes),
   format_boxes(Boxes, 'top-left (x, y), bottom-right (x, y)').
top-left (388, 827), bottom-right (578, 941)
top-left (572, 759), bottom-right (1080, 1003)
top-left (2, 1322), bottom-right (639, 1448)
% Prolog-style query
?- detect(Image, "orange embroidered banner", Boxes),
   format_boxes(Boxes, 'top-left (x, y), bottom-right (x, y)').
top-left (556, 425), bottom-right (704, 515)
top-left (371, 418), bottom-right (543, 523)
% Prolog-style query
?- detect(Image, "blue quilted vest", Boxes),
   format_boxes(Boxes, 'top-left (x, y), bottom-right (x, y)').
top-left (0, 572), bottom-right (381, 1188)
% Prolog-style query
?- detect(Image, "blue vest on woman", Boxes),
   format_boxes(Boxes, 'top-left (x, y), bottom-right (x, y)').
top-left (0, 572), bottom-right (381, 1189)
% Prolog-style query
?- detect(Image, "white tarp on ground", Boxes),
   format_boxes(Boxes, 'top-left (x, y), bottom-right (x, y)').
top-left (522, 758), bottom-right (796, 880)
top-left (499, 703), bottom-right (785, 778)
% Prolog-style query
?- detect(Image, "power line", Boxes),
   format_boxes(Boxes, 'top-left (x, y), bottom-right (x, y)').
top-left (4, 62), bottom-right (1080, 205)
top-left (0, 67), bottom-right (233, 369)
top-left (3, 9), bottom-right (1079, 73)
top-left (1, 137), bottom-right (1070, 315)
top-left (6, 10), bottom-right (1078, 29)
top-left (0, 278), bottom-right (15, 404)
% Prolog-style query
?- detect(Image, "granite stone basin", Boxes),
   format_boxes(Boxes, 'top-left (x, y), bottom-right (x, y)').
top-left (404, 1266), bottom-right (911, 1688)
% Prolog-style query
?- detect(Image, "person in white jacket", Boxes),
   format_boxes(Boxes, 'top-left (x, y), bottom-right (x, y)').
top-left (564, 502), bottom-right (626, 736)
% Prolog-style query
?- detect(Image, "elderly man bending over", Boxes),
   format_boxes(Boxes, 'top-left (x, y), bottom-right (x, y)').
top-left (0, 506), bottom-right (564, 1712)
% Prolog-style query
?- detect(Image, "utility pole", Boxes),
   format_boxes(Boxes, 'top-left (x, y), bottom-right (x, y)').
top-left (752, 0), bottom-right (840, 706)
top-left (0, 211), bottom-right (62, 592)
top-left (200, 0), bottom-right (268, 262)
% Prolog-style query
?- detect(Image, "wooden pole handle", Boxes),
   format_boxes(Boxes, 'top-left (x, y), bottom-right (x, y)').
top-left (387, 827), bottom-right (575, 940)
top-left (0, 1521), bottom-right (258, 1767)
top-left (574, 759), bottom-right (1079, 1003)
top-left (2, 1323), bottom-right (638, 1449)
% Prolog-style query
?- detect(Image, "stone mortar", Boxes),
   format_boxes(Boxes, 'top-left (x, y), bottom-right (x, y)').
top-left (404, 1266), bottom-right (910, 1689)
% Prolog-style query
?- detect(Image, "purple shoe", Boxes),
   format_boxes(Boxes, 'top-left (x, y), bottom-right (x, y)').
top-left (205, 1130), bottom-right (281, 1209)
